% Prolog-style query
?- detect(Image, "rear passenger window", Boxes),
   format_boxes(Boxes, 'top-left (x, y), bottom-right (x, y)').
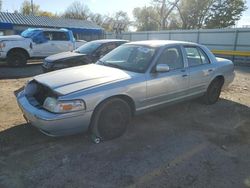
top-left (44, 31), bottom-right (69, 41)
top-left (52, 32), bottom-right (69, 41)
top-left (99, 43), bottom-right (117, 55)
top-left (184, 47), bottom-right (210, 67)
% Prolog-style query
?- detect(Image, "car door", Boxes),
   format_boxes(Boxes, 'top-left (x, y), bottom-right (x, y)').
top-left (145, 46), bottom-right (189, 107)
top-left (50, 31), bottom-right (73, 54)
top-left (31, 31), bottom-right (54, 57)
top-left (183, 46), bottom-right (214, 95)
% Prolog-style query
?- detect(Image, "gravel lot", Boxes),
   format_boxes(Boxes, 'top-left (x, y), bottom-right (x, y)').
top-left (0, 62), bottom-right (250, 188)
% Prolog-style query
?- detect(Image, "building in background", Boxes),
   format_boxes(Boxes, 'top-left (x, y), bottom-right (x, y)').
top-left (0, 12), bottom-right (104, 41)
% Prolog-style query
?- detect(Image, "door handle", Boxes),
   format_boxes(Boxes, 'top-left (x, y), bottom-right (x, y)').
top-left (181, 69), bottom-right (186, 72)
top-left (182, 74), bottom-right (188, 77)
top-left (208, 69), bottom-right (213, 72)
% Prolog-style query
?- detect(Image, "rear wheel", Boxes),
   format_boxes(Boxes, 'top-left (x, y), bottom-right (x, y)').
top-left (203, 78), bottom-right (224, 105)
top-left (7, 51), bottom-right (27, 67)
top-left (91, 98), bottom-right (131, 141)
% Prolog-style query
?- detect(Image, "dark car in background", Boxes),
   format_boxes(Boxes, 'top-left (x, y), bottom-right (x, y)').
top-left (42, 39), bottom-right (128, 72)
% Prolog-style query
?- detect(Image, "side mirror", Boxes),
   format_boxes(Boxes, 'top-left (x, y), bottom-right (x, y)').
top-left (156, 64), bottom-right (170, 73)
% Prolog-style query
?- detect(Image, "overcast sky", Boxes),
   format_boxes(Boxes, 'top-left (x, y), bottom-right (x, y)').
top-left (2, 0), bottom-right (250, 27)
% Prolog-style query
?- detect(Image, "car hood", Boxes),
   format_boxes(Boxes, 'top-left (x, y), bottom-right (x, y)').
top-left (34, 64), bottom-right (135, 95)
top-left (0, 35), bottom-right (25, 41)
top-left (45, 51), bottom-right (85, 62)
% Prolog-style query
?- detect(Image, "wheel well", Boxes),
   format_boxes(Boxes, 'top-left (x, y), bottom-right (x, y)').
top-left (7, 48), bottom-right (29, 59)
top-left (113, 95), bottom-right (136, 116)
top-left (214, 75), bottom-right (225, 85)
top-left (89, 95), bottom-right (136, 132)
top-left (94, 95), bottom-right (135, 116)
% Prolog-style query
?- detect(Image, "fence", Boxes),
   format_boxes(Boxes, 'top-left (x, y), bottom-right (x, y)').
top-left (105, 28), bottom-right (250, 65)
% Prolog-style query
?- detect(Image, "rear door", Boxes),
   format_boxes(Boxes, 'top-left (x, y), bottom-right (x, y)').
top-left (183, 46), bottom-right (214, 95)
top-left (145, 45), bottom-right (189, 107)
top-left (49, 31), bottom-right (73, 54)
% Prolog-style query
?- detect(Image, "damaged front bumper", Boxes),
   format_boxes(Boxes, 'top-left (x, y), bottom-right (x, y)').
top-left (15, 89), bottom-right (92, 136)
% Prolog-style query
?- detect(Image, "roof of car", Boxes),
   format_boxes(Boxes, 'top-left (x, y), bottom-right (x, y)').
top-left (25, 28), bottom-right (72, 33)
top-left (127, 40), bottom-right (197, 47)
top-left (91, 39), bottom-right (129, 43)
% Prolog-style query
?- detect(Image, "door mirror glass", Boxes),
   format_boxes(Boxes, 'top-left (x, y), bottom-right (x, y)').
top-left (156, 64), bottom-right (170, 72)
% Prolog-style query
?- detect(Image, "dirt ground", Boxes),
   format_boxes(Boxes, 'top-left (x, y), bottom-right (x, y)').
top-left (0, 63), bottom-right (250, 188)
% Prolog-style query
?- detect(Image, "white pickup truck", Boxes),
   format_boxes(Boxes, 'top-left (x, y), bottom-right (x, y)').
top-left (0, 28), bottom-right (86, 66)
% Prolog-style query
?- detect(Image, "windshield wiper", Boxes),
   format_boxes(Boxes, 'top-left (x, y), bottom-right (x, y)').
top-left (74, 50), bottom-right (81, 53)
top-left (97, 60), bottom-right (105, 65)
top-left (104, 62), bottom-right (123, 69)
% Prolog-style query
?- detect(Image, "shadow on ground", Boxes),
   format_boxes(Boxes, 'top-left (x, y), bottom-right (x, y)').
top-left (0, 99), bottom-right (250, 188)
top-left (0, 61), bottom-right (43, 79)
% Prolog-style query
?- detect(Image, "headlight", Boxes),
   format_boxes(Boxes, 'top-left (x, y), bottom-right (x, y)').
top-left (43, 97), bottom-right (85, 113)
top-left (43, 61), bottom-right (53, 68)
top-left (53, 63), bottom-right (68, 69)
top-left (0, 42), bottom-right (6, 49)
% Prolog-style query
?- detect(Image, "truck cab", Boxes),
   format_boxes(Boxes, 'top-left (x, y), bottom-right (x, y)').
top-left (0, 28), bottom-right (86, 66)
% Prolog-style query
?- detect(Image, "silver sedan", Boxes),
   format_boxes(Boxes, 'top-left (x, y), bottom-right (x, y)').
top-left (16, 40), bottom-right (235, 141)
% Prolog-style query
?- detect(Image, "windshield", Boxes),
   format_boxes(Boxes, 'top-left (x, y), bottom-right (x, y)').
top-left (21, 29), bottom-right (41, 38)
top-left (97, 44), bottom-right (156, 73)
top-left (75, 41), bottom-right (102, 55)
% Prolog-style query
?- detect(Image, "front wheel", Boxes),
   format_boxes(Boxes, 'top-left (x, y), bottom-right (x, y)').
top-left (90, 98), bottom-right (132, 141)
top-left (203, 78), bottom-right (224, 105)
top-left (7, 51), bottom-right (27, 67)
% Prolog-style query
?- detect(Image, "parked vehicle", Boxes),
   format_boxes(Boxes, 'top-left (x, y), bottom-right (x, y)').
top-left (15, 40), bottom-right (235, 141)
top-left (0, 28), bottom-right (86, 66)
top-left (42, 39), bottom-right (128, 72)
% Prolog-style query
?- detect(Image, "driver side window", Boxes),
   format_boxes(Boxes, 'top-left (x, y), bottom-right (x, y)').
top-left (98, 43), bottom-right (117, 57)
top-left (156, 47), bottom-right (183, 70)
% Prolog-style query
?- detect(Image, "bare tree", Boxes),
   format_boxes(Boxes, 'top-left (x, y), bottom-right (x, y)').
top-left (20, 0), bottom-right (40, 15)
top-left (152, 0), bottom-right (180, 30)
top-left (63, 1), bottom-right (90, 20)
top-left (88, 13), bottom-right (104, 26)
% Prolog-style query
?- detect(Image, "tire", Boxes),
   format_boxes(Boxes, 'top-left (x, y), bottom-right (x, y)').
top-left (91, 98), bottom-right (132, 141)
top-left (203, 78), bottom-right (223, 105)
top-left (7, 51), bottom-right (27, 67)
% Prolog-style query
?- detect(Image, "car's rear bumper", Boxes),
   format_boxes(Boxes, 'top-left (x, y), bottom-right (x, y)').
top-left (223, 71), bottom-right (235, 89)
top-left (16, 90), bottom-right (92, 136)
